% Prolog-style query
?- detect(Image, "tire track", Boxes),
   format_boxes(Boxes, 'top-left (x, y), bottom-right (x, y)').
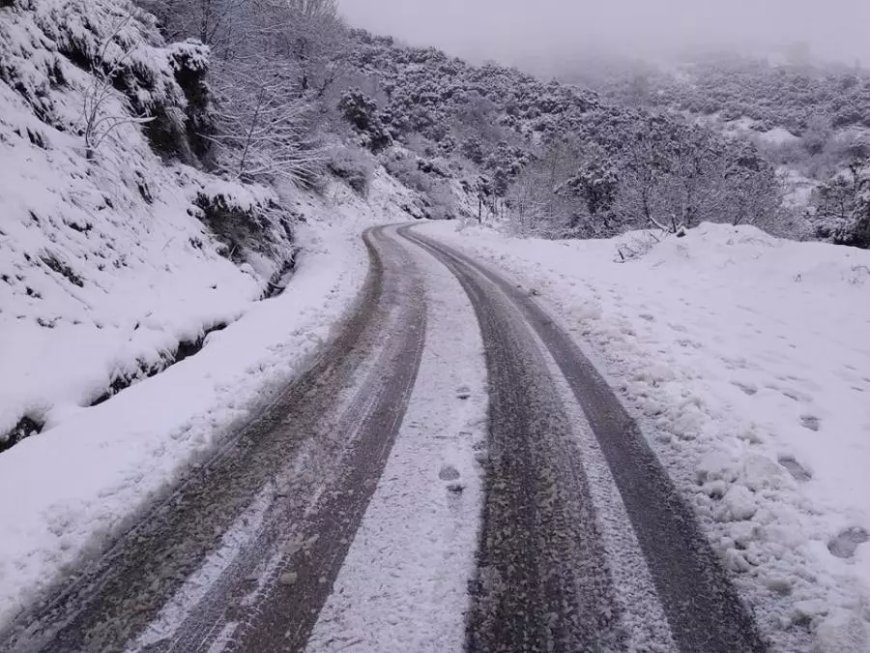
top-left (400, 226), bottom-right (625, 653)
top-left (401, 225), bottom-right (767, 653)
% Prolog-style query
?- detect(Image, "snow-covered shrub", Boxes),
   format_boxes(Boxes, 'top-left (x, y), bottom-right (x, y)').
top-left (425, 181), bottom-right (459, 221)
top-left (383, 151), bottom-right (432, 192)
top-left (382, 151), bottom-right (460, 219)
top-left (559, 159), bottom-right (621, 237)
top-left (338, 89), bottom-right (392, 153)
top-left (833, 191), bottom-right (870, 249)
top-left (325, 145), bottom-right (375, 196)
top-left (0, 0), bottom-right (216, 164)
top-left (208, 61), bottom-right (323, 185)
top-left (162, 39), bottom-right (212, 159)
top-left (813, 162), bottom-right (870, 249)
top-left (193, 185), bottom-right (297, 268)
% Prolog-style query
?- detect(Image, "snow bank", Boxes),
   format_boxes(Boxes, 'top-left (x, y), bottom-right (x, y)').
top-left (424, 220), bottom-right (870, 652)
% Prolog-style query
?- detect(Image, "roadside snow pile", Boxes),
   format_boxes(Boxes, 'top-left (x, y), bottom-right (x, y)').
top-left (425, 220), bottom-right (870, 652)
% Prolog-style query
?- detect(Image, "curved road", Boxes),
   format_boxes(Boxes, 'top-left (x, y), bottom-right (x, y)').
top-left (0, 223), bottom-right (765, 653)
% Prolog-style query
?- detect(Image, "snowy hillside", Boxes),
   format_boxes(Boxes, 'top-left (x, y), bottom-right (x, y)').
top-left (0, 0), bottom-right (300, 448)
top-left (427, 220), bottom-right (870, 651)
top-left (565, 54), bottom-right (870, 248)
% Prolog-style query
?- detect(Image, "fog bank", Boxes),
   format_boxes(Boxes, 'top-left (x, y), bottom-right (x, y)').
top-left (338, 0), bottom-right (870, 68)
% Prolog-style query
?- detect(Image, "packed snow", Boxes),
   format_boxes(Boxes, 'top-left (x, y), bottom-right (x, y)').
top-left (306, 226), bottom-right (488, 653)
top-left (422, 220), bottom-right (870, 652)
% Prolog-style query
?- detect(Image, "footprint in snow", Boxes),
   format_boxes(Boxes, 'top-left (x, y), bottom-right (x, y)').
top-left (439, 465), bottom-right (461, 481)
top-left (800, 415), bottom-right (821, 432)
top-left (778, 456), bottom-right (812, 482)
top-left (731, 381), bottom-right (758, 396)
top-left (456, 386), bottom-right (471, 400)
top-left (828, 527), bottom-right (869, 559)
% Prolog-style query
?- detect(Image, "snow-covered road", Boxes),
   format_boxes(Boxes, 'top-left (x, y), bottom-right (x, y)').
top-left (0, 224), bottom-right (427, 652)
top-left (8, 219), bottom-right (857, 653)
top-left (404, 226), bottom-right (761, 652)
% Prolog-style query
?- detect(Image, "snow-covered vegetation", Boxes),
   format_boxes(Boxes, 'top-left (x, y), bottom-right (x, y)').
top-left (0, 0), bottom-right (304, 449)
top-left (600, 56), bottom-right (870, 135)
top-left (565, 54), bottom-right (870, 247)
top-left (341, 32), bottom-right (783, 239)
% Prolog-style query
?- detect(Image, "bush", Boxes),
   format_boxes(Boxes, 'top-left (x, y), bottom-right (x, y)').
top-left (325, 145), bottom-right (375, 196)
top-left (193, 186), bottom-right (295, 265)
top-left (338, 89), bottom-right (392, 153)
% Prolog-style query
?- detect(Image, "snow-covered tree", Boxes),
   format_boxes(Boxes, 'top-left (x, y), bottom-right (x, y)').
top-left (338, 89), bottom-right (392, 153)
top-left (209, 64), bottom-right (321, 183)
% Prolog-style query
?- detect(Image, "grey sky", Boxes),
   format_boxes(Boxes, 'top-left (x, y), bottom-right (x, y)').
top-left (337, 0), bottom-right (870, 68)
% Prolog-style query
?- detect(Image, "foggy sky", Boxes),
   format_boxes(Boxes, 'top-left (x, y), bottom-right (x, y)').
top-left (337, 0), bottom-right (870, 69)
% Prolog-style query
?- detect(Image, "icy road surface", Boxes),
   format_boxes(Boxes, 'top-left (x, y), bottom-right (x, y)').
top-left (0, 224), bottom-right (763, 652)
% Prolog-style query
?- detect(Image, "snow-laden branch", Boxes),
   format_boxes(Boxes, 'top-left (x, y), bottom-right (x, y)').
top-left (80, 15), bottom-right (156, 160)
top-left (208, 62), bottom-right (324, 184)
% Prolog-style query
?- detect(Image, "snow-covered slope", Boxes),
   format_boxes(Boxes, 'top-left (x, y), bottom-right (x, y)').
top-left (425, 220), bottom-right (870, 652)
top-left (0, 0), bottom-right (298, 446)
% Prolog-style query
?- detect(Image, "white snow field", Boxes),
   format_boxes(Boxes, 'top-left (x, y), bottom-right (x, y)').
top-left (423, 220), bottom-right (870, 652)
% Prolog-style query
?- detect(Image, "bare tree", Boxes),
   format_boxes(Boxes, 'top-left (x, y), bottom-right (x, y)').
top-left (209, 63), bottom-right (322, 183)
top-left (138, 0), bottom-right (246, 56)
top-left (82, 16), bottom-right (154, 159)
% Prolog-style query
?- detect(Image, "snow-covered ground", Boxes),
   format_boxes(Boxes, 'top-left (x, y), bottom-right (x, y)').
top-left (422, 220), bottom-right (870, 652)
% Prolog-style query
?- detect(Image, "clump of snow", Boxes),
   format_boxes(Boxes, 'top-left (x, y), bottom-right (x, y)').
top-left (424, 220), bottom-right (870, 652)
